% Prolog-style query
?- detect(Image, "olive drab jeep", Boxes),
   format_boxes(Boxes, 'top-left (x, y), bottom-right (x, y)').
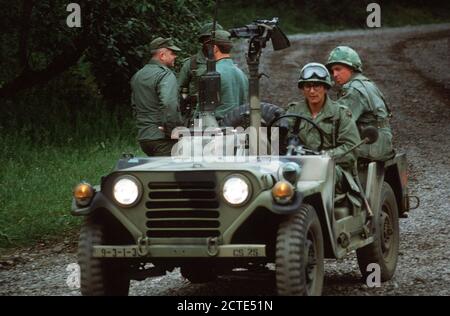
top-left (71, 18), bottom-right (417, 296)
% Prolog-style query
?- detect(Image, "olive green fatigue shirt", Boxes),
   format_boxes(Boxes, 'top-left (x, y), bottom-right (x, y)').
top-left (335, 73), bottom-right (394, 161)
top-left (287, 96), bottom-right (360, 170)
top-left (214, 58), bottom-right (249, 120)
top-left (131, 59), bottom-right (182, 141)
top-left (287, 97), bottom-right (361, 195)
top-left (178, 51), bottom-right (207, 98)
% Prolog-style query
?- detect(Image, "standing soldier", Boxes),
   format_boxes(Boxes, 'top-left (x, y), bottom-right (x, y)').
top-left (326, 46), bottom-right (395, 161)
top-left (178, 22), bottom-right (224, 124)
top-left (207, 30), bottom-right (249, 121)
top-left (131, 37), bottom-right (183, 156)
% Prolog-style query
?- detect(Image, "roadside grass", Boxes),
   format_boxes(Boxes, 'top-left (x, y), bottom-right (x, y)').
top-left (0, 136), bottom-right (143, 250)
top-left (0, 94), bottom-right (143, 250)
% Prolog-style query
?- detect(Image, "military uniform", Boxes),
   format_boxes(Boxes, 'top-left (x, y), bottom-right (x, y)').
top-left (178, 51), bottom-right (207, 102)
top-left (178, 22), bottom-right (224, 124)
top-left (335, 73), bottom-right (394, 161)
top-left (326, 46), bottom-right (394, 161)
top-left (131, 38), bottom-right (183, 156)
top-left (287, 97), bottom-right (360, 171)
top-left (214, 57), bottom-right (249, 120)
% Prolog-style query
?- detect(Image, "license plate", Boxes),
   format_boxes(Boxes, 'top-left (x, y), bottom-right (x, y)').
top-left (93, 246), bottom-right (139, 258)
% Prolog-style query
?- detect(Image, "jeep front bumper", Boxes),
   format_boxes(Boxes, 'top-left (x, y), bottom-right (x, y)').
top-left (92, 244), bottom-right (266, 258)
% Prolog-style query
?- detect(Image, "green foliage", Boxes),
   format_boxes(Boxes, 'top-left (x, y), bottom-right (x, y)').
top-left (85, 0), bottom-right (215, 108)
top-left (0, 0), bottom-right (214, 106)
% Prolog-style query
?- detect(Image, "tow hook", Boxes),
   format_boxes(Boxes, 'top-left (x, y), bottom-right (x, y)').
top-left (407, 194), bottom-right (420, 210)
top-left (137, 236), bottom-right (150, 256)
top-left (206, 237), bottom-right (219, 256)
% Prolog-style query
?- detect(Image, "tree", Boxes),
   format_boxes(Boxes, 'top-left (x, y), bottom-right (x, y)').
top-left (0, 0), bottom-right (213, 107)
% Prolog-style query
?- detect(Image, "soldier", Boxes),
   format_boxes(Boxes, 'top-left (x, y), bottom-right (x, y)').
top-left (206, 30), bottom-right (249, 121)
top-left (287, 62), bottom-right (360, 192)
top-left (131, 37), bottom-right (183, 156)
top-left (178, 22), bottom-right (224, 123)
top-left (326, 46), bottom-right (395, 161)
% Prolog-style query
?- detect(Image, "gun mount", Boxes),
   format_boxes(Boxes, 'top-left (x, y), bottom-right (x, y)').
top-left (229, 18), bottom-right (290, 152)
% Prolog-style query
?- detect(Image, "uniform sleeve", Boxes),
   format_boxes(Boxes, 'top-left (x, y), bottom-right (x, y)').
top-left (177, 59), bottom-right (191, 90)
top-left (335, 87), bottom-right (366, 122)
top-left (328, 108), bottom-right (360, 168)
top-left (158, 72), bottom-right (182, 129)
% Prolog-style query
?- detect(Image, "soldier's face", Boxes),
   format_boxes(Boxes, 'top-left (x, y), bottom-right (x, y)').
top-left (330, 64), bottom-right (353, 85)
top-left (302, 83), bottom-right (326, 107)
top-left (160, 48), bottom-right (177, 67)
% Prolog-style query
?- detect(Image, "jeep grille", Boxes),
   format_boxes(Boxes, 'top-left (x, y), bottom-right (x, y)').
top-left (146, 181), bottom-right (220, 238)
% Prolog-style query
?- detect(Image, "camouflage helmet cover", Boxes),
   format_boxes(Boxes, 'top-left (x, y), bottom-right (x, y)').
top-left (326, 46), bottom-right (363, 72)
top-left (198, 22), bottom-right (224, 40)
top-left (298, 62), bottom-right (332, 88)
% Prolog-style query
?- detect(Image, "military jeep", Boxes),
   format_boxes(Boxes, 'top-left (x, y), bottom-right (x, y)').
top-left (71, 19), bottom-right (416, 296)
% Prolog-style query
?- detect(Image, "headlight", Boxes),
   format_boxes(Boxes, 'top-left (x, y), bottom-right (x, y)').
top-left (113, 176), bottom-right (142, 207)
top-left (272, 180), bottom-right (295, 204)
top-left (222, 175), bottom-right (251, 206)
top-left (73, 183), bottom-right (95, 207)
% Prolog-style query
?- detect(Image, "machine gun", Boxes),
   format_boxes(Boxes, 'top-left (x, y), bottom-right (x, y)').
top-left (229, 17), bottom-right (290, 51)
top-left (228, 18), bottom-right (290, 153)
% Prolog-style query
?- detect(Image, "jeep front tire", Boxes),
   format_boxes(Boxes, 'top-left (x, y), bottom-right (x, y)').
top-left (78, 216), bottom-right (131, 296)
top-left (276, 204), bottom-right (324, 296)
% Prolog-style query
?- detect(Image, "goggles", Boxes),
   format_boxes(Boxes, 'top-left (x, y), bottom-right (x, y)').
top-left (300, 65), bottom-right (328, 80)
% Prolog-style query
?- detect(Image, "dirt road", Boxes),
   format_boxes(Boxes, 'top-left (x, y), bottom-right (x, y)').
top-left (1, 23), bottom-right (449, 296)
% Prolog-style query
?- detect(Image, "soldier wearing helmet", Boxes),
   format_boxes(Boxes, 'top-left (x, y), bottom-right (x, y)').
top-left (326, 46), bottom-right (394, 161)
top-left (178, 22), bottom-right (224, 123)
top-left (287, 62), bottom-right (360, 192)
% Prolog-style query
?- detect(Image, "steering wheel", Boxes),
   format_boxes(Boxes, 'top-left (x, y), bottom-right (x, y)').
top-left (268, 113), bottom-right (325, 153)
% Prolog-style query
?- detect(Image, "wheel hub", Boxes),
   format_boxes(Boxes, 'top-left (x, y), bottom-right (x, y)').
top-left (305, 237), bottom-right (317, 290)
top-left (380, 210), bottom-right (393, 254)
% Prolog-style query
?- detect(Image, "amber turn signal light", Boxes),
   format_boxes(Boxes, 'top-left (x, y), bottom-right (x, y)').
top-left (73, 183), bottom-right (95, 206)
top-left (272, 181), bottom-right (295, 204)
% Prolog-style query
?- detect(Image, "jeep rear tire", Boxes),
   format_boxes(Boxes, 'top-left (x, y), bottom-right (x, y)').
top-left (78, 216), bottom-right (130, 296)
top-left (276, 204), bottom-right (324, 296)
top-left (356, 182), bottom-right (399, 282)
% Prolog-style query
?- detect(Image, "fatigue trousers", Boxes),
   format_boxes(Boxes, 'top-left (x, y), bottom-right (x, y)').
top-left (139, 139), bottom-right (177, 157)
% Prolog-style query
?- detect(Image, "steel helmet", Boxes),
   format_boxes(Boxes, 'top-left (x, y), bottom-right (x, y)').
top-left (298, 62), bottom-right (332, 88)
top-left (326, 46), bottom-right (363, 72)
top-left (198, 22), bottom-right (223, 41)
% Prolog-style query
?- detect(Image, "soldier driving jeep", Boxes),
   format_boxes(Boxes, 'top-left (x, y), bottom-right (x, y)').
top-left (286, 62), bottom-right (360, 195)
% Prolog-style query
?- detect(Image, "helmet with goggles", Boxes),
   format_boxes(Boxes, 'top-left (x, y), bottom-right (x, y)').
top-left (298, 62), bottom-right (332, 88)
